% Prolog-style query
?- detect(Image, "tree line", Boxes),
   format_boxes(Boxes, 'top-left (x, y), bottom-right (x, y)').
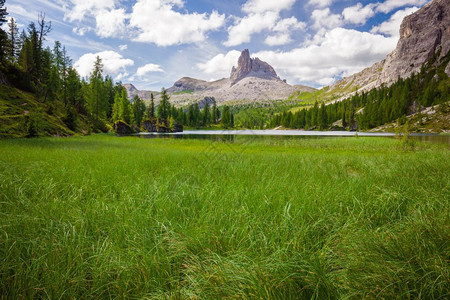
top-left (0, 1), bottom-right (235, 134)
top-left (269, 51), bottom-right (449, 130)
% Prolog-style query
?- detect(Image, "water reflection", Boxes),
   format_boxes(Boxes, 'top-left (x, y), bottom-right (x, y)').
top-left (136, 130), bottom-right (450, 145)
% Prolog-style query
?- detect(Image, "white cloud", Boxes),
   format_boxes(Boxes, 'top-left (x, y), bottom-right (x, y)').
top-left (197, 50), bottom-right (241, 79)
top-left (129, 0), bottom-right (225, 46)
top-left (6, 4), bottom-right (39, 20)
top-left (273, 17), bottom-right (306, 32)
top-left (74, 51), bottom-right (134, 78)
top-left (371, 7), bottom-right (419, 38)
top-left (376, 0), bottom-right (427, 13)
top-left (308, 0), bottom-right (333, 8)
top-left (311, 8), bottom-right (342, 30)
top-left (63, 0), bottom-right (116, 21)
top-left (252, 28), bottom-right (397, 86)
top-left (265, 34), bottom-right (294, 46)
top-left (224, 12), bottom-right (279, 47)
top-left (342, 3), bottom-right (376, 25)
top-left (225, 0), bottom-right (305, 47)
top-left (95, 8), bottom-right (127, 38)
top-left (119, 44), bottom-right (128, 51)
top-left (72, 26), bottom-right (91, 36)
top-left (242, 0), bottom-right (296, 14)
top-left (136, 63), bottom-right (164, 77)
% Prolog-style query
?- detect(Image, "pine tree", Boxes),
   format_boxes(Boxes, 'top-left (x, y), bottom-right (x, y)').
top-left (87, 56), bottom-right (106, 120)
top-left (7, 17), bottom-right (18, 63)
top-left (132, 95), bottom-right (146, 127)
top-left (66, 67), bottom-right (82, 111)
top-left (211, 98), bottom-right (218, 124)
top-left (203, 102), bottom-right (210, 127)
top-left (148, 93), bottom-right (155, 119)
top-left (0, 0), bottom-right (7, 64)
top-left (157, 88), bottom-right (170, 120)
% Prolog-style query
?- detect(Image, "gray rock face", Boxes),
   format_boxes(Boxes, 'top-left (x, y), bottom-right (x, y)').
top-left (167, 77), bottom-right (211, 93)
top-left (230, 49), bottom-right (280, 86)
top-left (380, 0), bottom-right (450, 82)
top-left (127, 49), bottom-right (315, 105)
top-left (328, 0), bottom-right (450, 98)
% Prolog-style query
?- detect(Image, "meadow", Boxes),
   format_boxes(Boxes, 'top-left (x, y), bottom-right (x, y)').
top-left (0, 134), bottom-right (448, 299)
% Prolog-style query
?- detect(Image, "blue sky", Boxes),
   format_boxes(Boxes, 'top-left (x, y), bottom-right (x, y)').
top-left (5, 0), bottom-right (429, 90)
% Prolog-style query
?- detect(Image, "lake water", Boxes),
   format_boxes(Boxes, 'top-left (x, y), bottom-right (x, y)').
top-left (136, 130), bottom-right (450, 144)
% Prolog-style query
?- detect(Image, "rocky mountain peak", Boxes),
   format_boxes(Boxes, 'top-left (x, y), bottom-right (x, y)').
top-left (230, 49), bottom-right (280, 86)
top-left (327, 0), bottom-right (450, 98)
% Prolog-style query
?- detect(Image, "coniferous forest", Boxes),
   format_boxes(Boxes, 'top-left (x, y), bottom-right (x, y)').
top-left (268, 51), bottom-right (450, 131)
top-left (0, 1), bottom-right (234, 138)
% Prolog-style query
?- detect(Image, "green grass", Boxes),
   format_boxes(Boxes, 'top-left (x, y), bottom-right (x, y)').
top-left (0, 135), bottom-right (449, 299)
top-left (172, 90), bottom-right (195, 95)
top-left (0, 84), bottom-right (91, 138)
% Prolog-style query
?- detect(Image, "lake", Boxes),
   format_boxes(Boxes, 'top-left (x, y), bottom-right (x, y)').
top-left (136, 130), bottom-right (450, 144)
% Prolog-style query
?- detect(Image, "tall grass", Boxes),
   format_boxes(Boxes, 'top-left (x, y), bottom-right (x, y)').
top-left (0, 135), bottom-right (448, 298)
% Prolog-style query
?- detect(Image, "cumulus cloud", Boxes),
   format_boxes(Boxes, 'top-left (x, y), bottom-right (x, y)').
top-left (63, 0), bottom-right (116, 21)
top-left (119, 44), bottom-right (128, 51)
top-left (136, 63), bottom-right (164, 77)
top-left (95, 8), bottom-right (127, 38)
top-left (205, 27), bottom-right (398, 86)
top-left (242, 0), bottom-right (296, 14)
top-left (376, 0), bottom-right (428, 13)
top-left (64, 0), bottom-right (225, 46)
top-left (371, 7), bottom-right (419, 38)
top-left (342, 3), bottom-right (376, 25)
top-left (74, 51), bottom-right (134, 78)
top-left (308, 0), bottom-right (334, 8)
top-left (311, 8), bottom-right (342, 30)
top-left (224, 12), bottom-right (279, 47)
top-left (129, 0), bottom-right (225, 46)
top-left (225, 0), bottom-right (304, 47)
top-left (254, 28), bottom-right (397, 85)
top-left (197, 50), bottom-right (241, 79)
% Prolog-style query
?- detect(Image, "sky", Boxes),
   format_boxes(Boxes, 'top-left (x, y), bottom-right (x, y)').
top-left (5, 0), bottom-right (430, 90)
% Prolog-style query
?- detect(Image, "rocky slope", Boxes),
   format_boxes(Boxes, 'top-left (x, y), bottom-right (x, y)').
top-left (230, 49), bottom-right (281, 85)
top-left (128, 49), bottom-right (315, 105)
top-left (327, 0), bottom-right (450, 99)
top-left (123, 84), bottom-right (157, 101)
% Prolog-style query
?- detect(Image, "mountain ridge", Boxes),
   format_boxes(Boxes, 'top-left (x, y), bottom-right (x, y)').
top-left (127, 50), bottom-right (315, 105)
top-left (325, 0), bottom-right (450, 100)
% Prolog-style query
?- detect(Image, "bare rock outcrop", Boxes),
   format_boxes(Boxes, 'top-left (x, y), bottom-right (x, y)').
top-left (328, 0), bottom-right (450, 98)
top-left (230, 49), bottom-right (281, 86)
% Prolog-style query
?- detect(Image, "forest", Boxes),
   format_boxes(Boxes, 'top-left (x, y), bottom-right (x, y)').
top-left (0, 2), bottom-right (234, 137)
top-left (268, 51), bottom-right (450, 131)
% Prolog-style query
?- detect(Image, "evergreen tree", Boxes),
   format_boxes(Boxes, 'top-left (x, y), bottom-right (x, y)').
top-left (120, 88), bottom-right (132, 124)
top-left (157, 88), bottom-right (170, 120)
top-left (203, 102), bottom-right (211, 127)
top-left (66, 67), bottom-right (82, 111)
top-left (0, 0), bottom-right (7, 64)
top-left (211, 98), bottom-right (218, 124)
top-left (87, 56), bottom-right (106, 120)
top-left (7, 17), bottom-right (18, 63)
top-left (148, 93), bottom-right (155, 118)
top-left (132, 95), bottom-right (146, 128)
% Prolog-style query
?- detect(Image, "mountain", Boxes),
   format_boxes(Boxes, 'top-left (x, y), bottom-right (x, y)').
top-left (127, 50), bottom-right (315, 105)
top-left (123, 84), bottom-right (158, 101)
top-left (230, 49), bottom-right (281, 85)
top-left (326, 0), bottom-right (450, 100)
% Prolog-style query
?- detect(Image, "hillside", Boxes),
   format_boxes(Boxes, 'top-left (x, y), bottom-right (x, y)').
top-left (324, 0), bottom-right (450, 100)
top-left (126, 50), bottom-right (316, 105)
top-left (0, 84), bottom-right (80, 138)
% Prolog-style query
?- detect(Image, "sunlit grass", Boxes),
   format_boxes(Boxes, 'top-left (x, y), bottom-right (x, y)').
top-left (0, 135), bottom-right (448, 298)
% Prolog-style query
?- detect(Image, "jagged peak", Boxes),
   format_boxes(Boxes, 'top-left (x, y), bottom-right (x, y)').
top-left (230, 49), bottom-right (280, 86)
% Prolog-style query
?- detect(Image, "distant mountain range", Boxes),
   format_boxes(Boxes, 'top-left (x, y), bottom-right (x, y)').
top-left (125, 49), bottom-right (315, 105)
top-left (326, 0), bottom-right (450, 101)
top-left (125, 0), bottom-right (449, 106)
